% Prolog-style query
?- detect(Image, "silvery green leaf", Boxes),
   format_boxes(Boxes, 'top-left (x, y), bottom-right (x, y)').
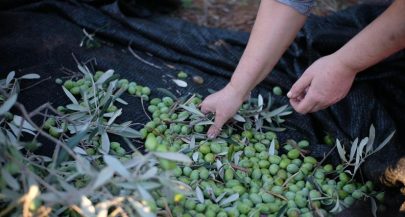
top-left (153, 152), bottom-right (192, 164)
top-left (80, 196), bottom-right (96, 217)
top-left (373, 131), bottom-right (395, 153)
top-left (19, 73), bottom-right (40, 80)
top-left (195, 186), bottom-right (204, 204)
top-left (269, 139), bottom-right (276, 156)
top-left (62, 86), bottom-right (79, 105)
top-left (278, 111), bottom-right (293, 116)
top-left (107, 108), bottom-right (122, 126)
top-left (233, 114), bottom-right (246, 122)
top-left (192, 152), bottom-right (199, 162)
top-left (137, 185), bottom-right (154, 201)
top-left (6, 71), bottom-right (15, 86)
top-left (215, 192), bottom-right (227, 203)
top-left (108, 125), bottom-right (140, 138)
top-left (172, 79), bottom-right (187, 87)
top-left (7, 122), bottom-right (21, 138)
top-left (195, 120), bottom-right (214, 126)
top-left (258, 94), bottom-right (263, 111)
top-left (66, 104), bottom-right (87, 112)
top-left (268, 105), bottom-right (289, 117)
top-left (219, 193), bottom-right (239, 206)
top-left (6, 130), bottom-right (19, 150)
top-left (101, 132), bottom-right (110, 154)
top-left (216, 159), bottom-right (224, 179)
top-left (366, 124), bottom-right (376, 154)
top-left (103, 155), bottom-right (131, 178)
top-left (156, 88), bottom-right (178, 99)
top-left (77, 64), bottom-right (90, 76)
top-left (22, 128), bottom-right (36, 136)
top-left (233, 151), bottom-right (243, 164)
top-left (189, 136), bottom-right (196, 149)
top-left (1, 168), bottom-right (20, 190)
top-left (58, 178), bottom-right (76, 192)
top-left (115, 97), bottom-right (128, 105)
top-left (13, 115), bottom-right (36, 131)
top-left (76, 155), bottom-right (91, 174)
top-left (92, 166), bottom-right (114, 190)
top-left (330, 197), bottom-right (343, 213)
top-left (96, 69), bottom-right (114, 85)
top-left (349, 138), bottom-right (359, 162)
top-left (179, 104), bottom-right (204, 117)
top-left (129, 198), bottom-right (155, 217)
top-left (336, 139), bottom-right (347, 162)
top-left (0, 94), bottom-right (17, 115)
top-left (354, 137), bottom-right (368, 174)
top-left (140, 167), bottom-right (157, 180)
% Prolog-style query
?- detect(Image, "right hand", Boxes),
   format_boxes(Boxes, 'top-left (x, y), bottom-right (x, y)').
top-left (200, 84), bottom-right (247, 139)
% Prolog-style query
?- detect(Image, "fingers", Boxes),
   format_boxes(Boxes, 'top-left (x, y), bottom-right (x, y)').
top-left (200, 100), bottom-right (213, 114)
top-left (287, 73), bottom-right (312, 99)
top-left (207, 112), bottom-right (228, 139)
top-left (290, 92), bottom-right (318, 114)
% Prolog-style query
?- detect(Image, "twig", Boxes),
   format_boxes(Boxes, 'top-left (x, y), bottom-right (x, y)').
top-left (15, 103), bottom-right (78, 161)
top-left (20, 76), bottom-right (52, 91)
top-left (128, 43), bottom-right (162, 70)
top-left (140, 97), bottom-right (151, 121)
top-left (230, 163), bottom-right (249, 173)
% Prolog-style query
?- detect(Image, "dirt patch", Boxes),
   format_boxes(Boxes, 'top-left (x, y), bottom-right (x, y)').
top-left (174, 0), bottom-right (359, 32)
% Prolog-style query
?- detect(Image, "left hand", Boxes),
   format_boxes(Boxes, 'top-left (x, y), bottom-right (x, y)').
top-left (287, 54), bottom-right (358, 114)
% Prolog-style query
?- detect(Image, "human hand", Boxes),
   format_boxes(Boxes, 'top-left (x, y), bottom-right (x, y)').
top-left (287, 54), bottom-right (358, 114)
top-left (200, 84), bottom-right (247, 139)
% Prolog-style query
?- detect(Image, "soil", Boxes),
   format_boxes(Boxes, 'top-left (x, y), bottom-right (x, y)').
top-left (173, 0), bottom-right (359, 32)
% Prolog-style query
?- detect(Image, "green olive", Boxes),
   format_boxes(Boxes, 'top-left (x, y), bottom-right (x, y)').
top-left (272, 86), bottom-right (283, 96)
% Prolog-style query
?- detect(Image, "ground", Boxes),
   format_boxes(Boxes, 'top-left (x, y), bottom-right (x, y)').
top-left (174, 0), bottom-right (359, 32)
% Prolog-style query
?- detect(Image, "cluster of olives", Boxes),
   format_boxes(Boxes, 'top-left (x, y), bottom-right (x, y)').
top-left (139, 95), bottom-right (384, 217)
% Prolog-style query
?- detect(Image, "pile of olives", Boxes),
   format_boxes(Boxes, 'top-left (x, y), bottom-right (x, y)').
top-left (46, 70), bottom-right (384, 217)
top-left (140, 95), bottom-right (384, 217)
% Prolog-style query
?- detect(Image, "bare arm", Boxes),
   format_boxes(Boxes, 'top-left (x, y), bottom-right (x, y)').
top-left (201, 0), bottom-right (307, 138)
top-left (288, 0), bottom-right (405, 114)
top-left (335, 0), bottom-right (405, 72)
top-left (229, 0), bottom-right (307, 97)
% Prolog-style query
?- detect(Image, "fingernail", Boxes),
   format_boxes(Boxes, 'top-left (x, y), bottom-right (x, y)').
top-left (287, 91), bottom-right (292, 98)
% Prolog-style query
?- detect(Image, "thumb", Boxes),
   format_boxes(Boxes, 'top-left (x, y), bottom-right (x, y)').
top-left (207, 113), bottom-right (228, 139)
top-left (287, 72), bottom-right (312, 99)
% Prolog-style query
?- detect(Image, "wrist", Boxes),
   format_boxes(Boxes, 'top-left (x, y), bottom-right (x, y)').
top-left (333, 51), bottom-right (362, 76)
top-left (226, 82), bottom-right (250, 102)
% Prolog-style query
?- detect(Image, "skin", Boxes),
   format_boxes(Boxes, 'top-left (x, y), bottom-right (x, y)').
top-left (201, 0), bottom-right (405, 139)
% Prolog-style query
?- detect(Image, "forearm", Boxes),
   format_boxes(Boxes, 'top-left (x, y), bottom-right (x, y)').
top-left (335, 0), bottom-right (405, 73)
top-left (229, 0), bottom-right (307, 96)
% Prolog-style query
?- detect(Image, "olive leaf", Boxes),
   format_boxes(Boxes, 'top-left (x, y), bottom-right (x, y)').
top-left (62, 86), bottom-right (79, 105)
top-left (5, 71), bottom-right (15, 86)
top-left (103, 154), bottom-right (131, 178)
top-left (153, 152), bottom-right (192, 164)
top-left (219, 193), bottom-right (239, 206)
top-left (0, 94), bottom-right (17, 115)
top-left (19, 73), bottom-right (40, 80)
top-left (1, 168), bottom-right (20, 190)
top-left (195, 186), bottom-right (204, 204)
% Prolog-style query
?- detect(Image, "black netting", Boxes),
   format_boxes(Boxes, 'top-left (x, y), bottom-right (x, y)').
top-left (0, 1), bottom-right (404, 216)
